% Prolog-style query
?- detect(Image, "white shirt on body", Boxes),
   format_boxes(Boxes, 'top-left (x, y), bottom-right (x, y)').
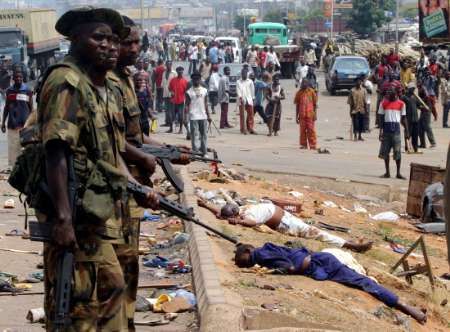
top-left (239, 203), bottom-right (276, 225)
top-left (236, 78), bottom-right (255, 106)
top-left (187, 86), bottom-right (208, 120)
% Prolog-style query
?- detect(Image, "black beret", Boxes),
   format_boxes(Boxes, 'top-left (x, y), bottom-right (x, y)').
top-left (56, 7), bottom-right (129, 39)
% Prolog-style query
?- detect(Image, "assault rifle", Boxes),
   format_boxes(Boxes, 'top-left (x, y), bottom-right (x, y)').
top-left (140, 145), bottom-right (221, 193)
top-left (28, 155), bottom-right (77, 330)
top-left (127, 181), bottom-right (238, 244)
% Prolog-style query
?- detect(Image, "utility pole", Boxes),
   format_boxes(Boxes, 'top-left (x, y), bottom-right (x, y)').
top-left (395, 0), bottom-right (399, 53)
top-left (330, 0), bottom-right (334, 39)
top-left (140, 0), bottom-right (144, 31)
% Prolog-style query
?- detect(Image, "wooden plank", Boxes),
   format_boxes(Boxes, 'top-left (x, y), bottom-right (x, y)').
top-left (406, 196), bottom-right (422, 217)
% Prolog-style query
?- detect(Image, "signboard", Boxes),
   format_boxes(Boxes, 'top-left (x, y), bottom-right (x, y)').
top-left (238, 8), bottom-right (259, 17)
top-left (334, 0), bottom-right (352, 9)
top-left (419, 0), bottom-right (450, 43)
top-left (325, 20), bottom-right (332, 28)
top-left (324, 0), bottom-right (332, 18)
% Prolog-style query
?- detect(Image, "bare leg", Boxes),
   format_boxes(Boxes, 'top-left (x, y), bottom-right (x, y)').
top-left (395, 302), bottom-right (427, 325)
top-left (395, 159), bottom-right (405, 179)
top-left (342, 241), bottom-right (373, 253)
top-left (381, 159), bottom-right (390, 178)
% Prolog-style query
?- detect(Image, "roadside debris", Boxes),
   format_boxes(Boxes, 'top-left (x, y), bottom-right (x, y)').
top-left (26, 307), bottom-right (45, 323)
top-left (370, 212), bottom-right (400, 222)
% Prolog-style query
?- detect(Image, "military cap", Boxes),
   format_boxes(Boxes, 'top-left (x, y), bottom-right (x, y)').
top-left (56, 7), bottom-right (129, 39)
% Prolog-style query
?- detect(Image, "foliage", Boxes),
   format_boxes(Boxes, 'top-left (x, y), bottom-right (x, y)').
top-left (401, 6), bottom-right (418, 21)
top-left (233, 15), bottom-right (247, 31)
top-left (263, 10), bottom-right (284, 23)
top-left (349, 0), bottom-right (396, 35)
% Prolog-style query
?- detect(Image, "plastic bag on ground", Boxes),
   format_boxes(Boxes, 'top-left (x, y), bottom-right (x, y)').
top-left (369, 211), bottom-right (399, 222)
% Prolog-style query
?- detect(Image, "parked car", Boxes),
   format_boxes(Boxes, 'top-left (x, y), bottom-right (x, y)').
top-left (215, 37), bottom-right (242, 63)
top-left (218, 63), bottom-right (247, 102)
top-left (325, 56), bottom-right (370, 95)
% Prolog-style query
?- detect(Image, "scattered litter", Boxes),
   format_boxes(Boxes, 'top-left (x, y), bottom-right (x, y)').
top-left (303, 186), bottom-right (310, 189)
top-left (26, 307), bottom-right (45, 323)
top-left (353, 203), bottom-right (368, 214)
top-left (415, 223), bottom-right (445, 234)
top-left (135, 318), bottom-right (170, 326)
top-left (314, 209), bottom-right (324, 216)
top-left (260, 284), bottom-right (276, 291)
top-left (322, 201), bottom-right (338, 208)
top-left (0, 279), bottom-right (20, 293)
top-left (388, 242), bottom-right (407, 254)
top-left (340, 206), bottom-right (352, 213)
top-left (0, 248), bottom-right (40, 255)
top-left (5, 229), bottom-right (28, 238)
top-left (441, 299), bottom-right (448, 307)
top-left (167, 260), bottom-right (192, 274)
top-left (169, 289), bottom-right (197, 306)
top-left (261, 303), bottom-right (279, 311)
top-left (336, 136), bottom-right (344, 140)
top-left (135, 295), bottom-right (151, 312)
top-left (317, 148), bottom-right (331, 154)
top-left (370, 212), bottom-right (399, 222)
top-left (14, 283), bottom-right (32, 290)
top-left (151, 294), bottom-right (172, 312)
top-left (141, 211), bottom-right (160, 222)
top-left (143, 256), bottom-right (169, 268)
top-left (171, 232), bottom-right (190, 245)
top-left (317, 222), bottom-right (350, 233)
top-left (288, 191), bottom-right (304, 199)
top-left (29, 271), bottom-right (44, 282)
top-left (3, 199), bottom-right (14, 209)
top-left (161, 296), bottom-right (193, 313)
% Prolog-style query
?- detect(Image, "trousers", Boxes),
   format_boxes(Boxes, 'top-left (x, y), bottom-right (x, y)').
top-left (239, 104), bottom-right (254, 133)
top-left (443, 101), bottom-right (450, 127)
top-left (190, 119), bottom-right (208, 155)
top-left (164, 97), bottom-right (173, 125)
top-left (278, 211), bottom-right (346, 247)
top-left (220, 102), bottom-right (230, 128)
top-left (419, 111), bottom-right (436, 147)
top-left (114, 198), bottom-right (142, 332)
top-left (299, 116), bottom-right (317, 149)
top-left (155, 87), bottom-right (164, 112)
top-left (408, 121), bottom-right (419, 151)
top-left (44, 238), bottom-right (125, 331)
top-left (254, 105), bottom-right (268, 123)
top-left (304, 253), bottom-right (399, 307)
top-left (352, 113), bottom-right (365, 135)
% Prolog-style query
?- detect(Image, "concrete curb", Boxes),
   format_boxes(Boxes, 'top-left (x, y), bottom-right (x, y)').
top-left (179, 167), bottom-right (242, 332)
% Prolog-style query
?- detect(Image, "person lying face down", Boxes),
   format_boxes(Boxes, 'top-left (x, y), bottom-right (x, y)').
top-left (235, 242), bottom-right (427, 325)
top-left (198, 199), bottom-right (372, 253)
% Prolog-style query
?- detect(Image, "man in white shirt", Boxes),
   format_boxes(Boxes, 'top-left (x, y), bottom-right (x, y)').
top-left (198, 199), bottom-right (373, 252)
top-left (186, 71), bottom-right (211, 156)
top-left (208, 65), bottom-right (220, 115)
top-left (246, 45), bottom-right (259, 78)
top-left (236, 68), bottom-right (256, 135)
top-left (304, 47), bottom-right (317, 66)
top-left (295, 58), bottom-right (309, 88)
top-left (264, 46), bottom-right (280, 69)
top-left (188, 42), bottom-right (199, 74)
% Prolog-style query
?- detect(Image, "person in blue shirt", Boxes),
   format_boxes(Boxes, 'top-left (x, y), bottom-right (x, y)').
top-left (250, 72), bottom-right (269, 123)
top-left (208, 42), bottom-right (219, 65)
top-left (2, 70), bottom-right (32, 166)
top-left (235, 243), bottom-right (427, 325)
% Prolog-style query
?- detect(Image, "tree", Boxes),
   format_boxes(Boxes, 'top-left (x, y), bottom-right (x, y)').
top-left (234, 15), bottom-right (247, 31)
top-left (349, 0), bottom-right (393, 35)
top-left (263, 10), bottom-right (284, 23)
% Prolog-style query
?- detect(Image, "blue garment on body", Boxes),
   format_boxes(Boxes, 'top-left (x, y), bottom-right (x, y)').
top-left (251, 243), bottom-right (310, 272)
top-left (254, 80), bottom-right (268, 106)
top-left (305, 252), bottom-right (399, 307)
top-left (209, 47), bottom-right (219, 64)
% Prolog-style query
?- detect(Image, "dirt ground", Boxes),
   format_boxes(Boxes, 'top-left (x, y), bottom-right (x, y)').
top-left (193, 172), bottom-right (450, 332)
top-left (0, 176), bottom-right (198, 331)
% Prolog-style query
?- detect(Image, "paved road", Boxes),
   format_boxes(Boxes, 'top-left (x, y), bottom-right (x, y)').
top-left (154, 70), bottom-right (449, 186)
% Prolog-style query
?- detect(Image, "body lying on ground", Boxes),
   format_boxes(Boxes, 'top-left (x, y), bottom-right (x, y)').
top-left (235, 243), bottom-right (427, 325)
top-left (198, 200), bottom-right (372, 253)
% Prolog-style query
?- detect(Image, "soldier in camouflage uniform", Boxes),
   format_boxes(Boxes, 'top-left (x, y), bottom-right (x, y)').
top-left (36, 8), bottom-right (158, 331)
top-left (107, 16), bottom-right (151, 331)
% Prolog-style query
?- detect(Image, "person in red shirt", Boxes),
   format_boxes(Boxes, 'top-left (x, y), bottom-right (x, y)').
top-left (168, 66), bottom-right (190, 137)
top-left (152, 59), bottom-right (165, 112)
top-left (259, 46), bottom-right (268, 73)
top-left (386, 48), bottom-right (400, 67)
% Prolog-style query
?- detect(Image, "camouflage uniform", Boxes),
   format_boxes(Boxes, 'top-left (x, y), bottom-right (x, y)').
top-left (38, 56), bottom-right (127, 331)
top-left (109, 68), bottom-right (146, 331)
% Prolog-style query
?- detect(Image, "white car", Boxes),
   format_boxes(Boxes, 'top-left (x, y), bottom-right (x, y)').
top-left (215, 36), bottom-right (241, 63)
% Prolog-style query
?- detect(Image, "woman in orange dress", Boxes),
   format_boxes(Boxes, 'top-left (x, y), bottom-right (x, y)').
top-left (294, 79), bottom-right (318, 149)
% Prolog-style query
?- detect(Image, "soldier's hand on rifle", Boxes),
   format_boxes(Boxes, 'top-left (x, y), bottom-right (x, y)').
top-left (135, 186), bottom-right (159, 210)
top-left (53, 218), bottom-right (77, 248)
top-left (142, 154), bottom-right (156, 174)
